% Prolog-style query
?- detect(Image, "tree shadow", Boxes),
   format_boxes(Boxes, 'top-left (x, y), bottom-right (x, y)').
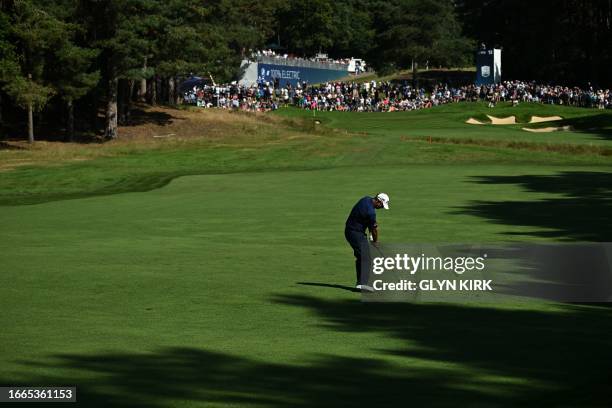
top-left (124, 107), bottom-right (178, 127)
top-left (0, 171), bottom-right (185, 206)
top-left (3, 299), bottom-right (611, 406)
top-left (1, 105), bottom-right (179, 143)
top-left (559, 113), bottom-right (612, 141)
top-left (457, 171), bottom-right (612, 241)
top-left (0, 347), bottom-right (494, 407)
top-left (272, 295), bottom-right (612, 406)
top-left (0, 141), bottom-right (27, 150)
top-left (1, 123), bottom-right (102, 143)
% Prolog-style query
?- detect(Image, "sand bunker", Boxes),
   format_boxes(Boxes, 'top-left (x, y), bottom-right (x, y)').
top-left (522, 126), bottom-right (573, 133)
top-left (466, 115), bottom-right (565, 126)
top-left (487, 115), bottom-right (517, 125)
top-left (529, 115), bottom-right (563, 123)
top-left (466, 118), bottom-right (485, 125)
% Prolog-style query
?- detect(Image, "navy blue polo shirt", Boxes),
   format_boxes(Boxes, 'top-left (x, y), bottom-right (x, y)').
top-left (345, 196), bottom-right (377, 234)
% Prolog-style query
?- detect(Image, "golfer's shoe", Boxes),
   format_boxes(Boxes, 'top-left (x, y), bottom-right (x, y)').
top-left (356, 284), bottom-right (374, 292)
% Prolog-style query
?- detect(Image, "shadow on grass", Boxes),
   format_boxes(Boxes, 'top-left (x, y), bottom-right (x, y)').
top-left (2, 105), bottom-right (179, 144)
top-left (2, 299), bottom-right (611, 406)
top-left (297, 281), bottom-right (360, 292)
top-left (272, 296), bottom-right (612, 406)
top-left (560, 113), bottom-right (612, 141)
top-left (458, 171), bottom-right (612, 241)
top-left (124, 108), bottom-right (178, 127)
top-left (0, 171), bottom-right (184, 206)
top-left (0, 141), bottom-right (27, 150)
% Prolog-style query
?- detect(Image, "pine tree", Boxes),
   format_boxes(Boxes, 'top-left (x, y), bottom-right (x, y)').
top-left (371, 0), bottom-right (473, 78)
top-left (80, 0), bottom-right (154, 139)
top-left (279, 0), bottom-right (336, 56)
top-left (0, 7), bottom-right (20, 129)
top-left (52, 43), bottom-right (100, 141)
top-left (2, 0), bottom-right (67, 142)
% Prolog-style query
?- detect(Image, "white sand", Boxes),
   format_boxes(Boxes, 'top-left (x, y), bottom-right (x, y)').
top-left (522, 126), bottom-right (573, 133)
top-left (486, 115), bottom-right (517, 124)
top-left (466, 118), bottom-right (485, 125)
top-left (529, 115), bottom-right (563, 123)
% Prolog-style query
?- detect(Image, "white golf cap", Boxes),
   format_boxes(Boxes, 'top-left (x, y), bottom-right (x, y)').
top-left (376, 193), bottom-right (390, 210)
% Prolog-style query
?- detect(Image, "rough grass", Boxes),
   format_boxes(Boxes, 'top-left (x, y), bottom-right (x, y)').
top-left (0, 106), bottom-right (311, 171)
top-left (402, 135), bottom-right (612, 156)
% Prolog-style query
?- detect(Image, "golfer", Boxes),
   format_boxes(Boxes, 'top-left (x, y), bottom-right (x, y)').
top-left (345, 193), bottom-right (390, 290)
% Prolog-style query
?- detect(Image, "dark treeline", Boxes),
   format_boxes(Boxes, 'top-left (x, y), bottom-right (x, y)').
top-left (0, 0), bottom-right (610, 141)
top-left (457, 0), bottom-right (612, 87)
top-left (1, 0), bottom-right (275, 141)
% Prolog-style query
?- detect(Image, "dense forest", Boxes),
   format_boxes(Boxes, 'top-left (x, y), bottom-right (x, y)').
top-left (1, 0), bottom-right (611, 141)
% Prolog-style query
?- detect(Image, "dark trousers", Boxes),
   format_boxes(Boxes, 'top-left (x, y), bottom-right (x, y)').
top-left (345, 229), bottom-right (371, 285)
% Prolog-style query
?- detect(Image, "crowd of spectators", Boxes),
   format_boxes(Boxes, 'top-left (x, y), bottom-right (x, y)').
top-left (253, 49), bottom-right (353, 67)
top-left (182, 79), bottom-right (612, 112)
top-left (182, 82), bottom-right (280, 112)
top-left (473, 81), bottom-right (611, 109)
top-left (296, 80), bottom-right (612, 112)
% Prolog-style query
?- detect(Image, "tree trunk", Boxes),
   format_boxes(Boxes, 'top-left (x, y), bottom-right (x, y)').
top-left (174, 76), bottom-right (181, 105)
top-left (148, 76), bottom-right (157, 105)
top-left (0, 92), bottom-right (3, 127)
top-left (158, 77), bottom-right (164, 105)
top-left (27, 99), bottom-right (34, 143)
top-left (90, 86), bottom-right (100, 131)
top-left (139, 77), bottom-right (147, 102)
top-left (138, 56), bottom-right (147, 102)
top-left (118, 79), bottom-right (127, 125)
top-left (126, 79), bottom-right (134, 124)
top-left (67, 99), bottom-right (74, 142)
top-left (105, 77), bottom-right (118, 139)
top-left (168, 77), bottom-right (175, 105)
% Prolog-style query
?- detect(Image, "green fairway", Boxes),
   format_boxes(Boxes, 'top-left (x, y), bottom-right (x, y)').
top-left (1, 105), bottom-right (612, 406)
top-left (276, 102), bottom-right (612, 146)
